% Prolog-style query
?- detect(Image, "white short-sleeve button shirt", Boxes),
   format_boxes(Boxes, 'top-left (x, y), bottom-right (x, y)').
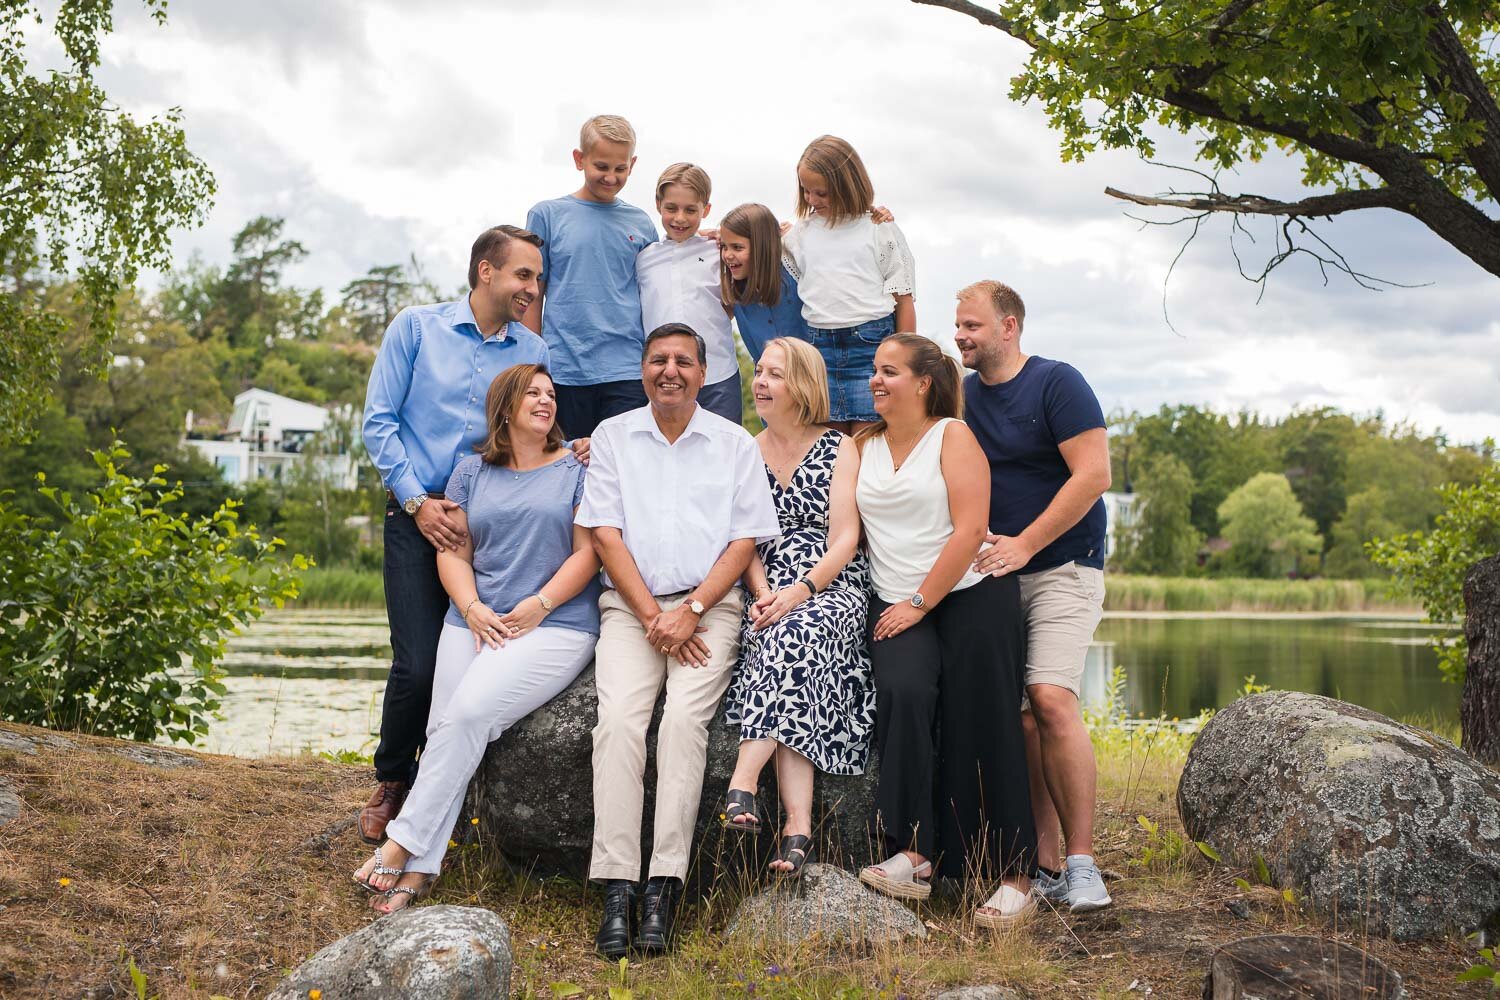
top-left (575, 403), bottom-right (780, 596)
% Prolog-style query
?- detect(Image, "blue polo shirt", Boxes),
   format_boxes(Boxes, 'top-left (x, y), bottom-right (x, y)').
top-left (963, 357), bottom-right (1107, 572)
top-left (526, 195), bottom-right (658, 386)
top-left (732, 265), bottom-right (808, 362)
top-left (363, 297), bottom-right (550, 502)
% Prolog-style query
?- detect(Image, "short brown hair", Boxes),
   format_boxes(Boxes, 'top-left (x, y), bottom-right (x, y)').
top-left (957, 280), bottom-right (1026, 333)
top-left (855, 333), bottom-right (964, 443)
top-left (760, 337), bottom-right (829, 426)
top-left (579, 114), bottom-right (637, 153)
top-left (796, 135), bottom-right (874, 226)
top-left (469, 225), bottom-right (543, 289)
top-left (655, 162), bottom-right (711, 205)
top-left (719, 203), bottom-right (784, 309)
top-left (477, 364), bottom-right (564, 466)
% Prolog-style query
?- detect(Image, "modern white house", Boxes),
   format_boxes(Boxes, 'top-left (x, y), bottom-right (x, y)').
top-left (1101, 490), bottom-right (1142, 565)
top-left (184, 388), bottom-right (360, 490)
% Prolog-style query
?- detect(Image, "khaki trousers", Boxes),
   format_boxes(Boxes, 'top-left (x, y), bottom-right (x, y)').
top-left (589, 587), bottom-right (744, 882)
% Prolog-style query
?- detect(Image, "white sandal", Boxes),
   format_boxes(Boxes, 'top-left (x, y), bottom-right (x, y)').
top-left (858, 852), bottom-right (933, 900)
top-left (974, 880), bottom-right (1036, 928)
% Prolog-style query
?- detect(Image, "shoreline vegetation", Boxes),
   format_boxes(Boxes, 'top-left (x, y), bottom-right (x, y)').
top-left (1, 709), bottom-right (1474, 999)
top-left (290, 567), bottom-right (1418, 615)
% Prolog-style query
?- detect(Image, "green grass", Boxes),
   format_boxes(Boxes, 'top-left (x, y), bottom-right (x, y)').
top-left (1101, 575), bottom-right (1413, 613)
top-left (288, 567), bottom-right (1416, 613)
top-left (291, 566), bottom-right (385, 608)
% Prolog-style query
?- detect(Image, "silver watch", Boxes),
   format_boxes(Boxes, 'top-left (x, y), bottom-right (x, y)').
top-left (402, 493), bottom-right (428, 516)
top-left (909, 593), bottom-right (926, 610)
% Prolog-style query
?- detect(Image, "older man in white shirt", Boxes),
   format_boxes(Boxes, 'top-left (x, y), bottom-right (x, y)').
top-left (576, 322), bottom-right (779, 960)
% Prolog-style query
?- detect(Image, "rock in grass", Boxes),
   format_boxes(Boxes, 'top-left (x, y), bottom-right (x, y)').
top-left (266, 905), bottom-right (510, 1000)
top-left (1202, 935), bottom-right (1404, 999)
top-left (934, 988), bottom-right (1023, 1000)
top-left (467, 663), bottom-right (881, 891)
top-left (0, 777), bottom-right (20, 829)
top-left (726, 862), bottom-right (926, 948)
top-left (1178, 691), bottom-right (1500, 940)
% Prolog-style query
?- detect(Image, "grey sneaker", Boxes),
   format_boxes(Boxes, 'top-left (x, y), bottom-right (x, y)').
top-left (1033, 866), bottom-right (1069, 903)
top-left (1064, 854), bottom-right (1113, 912)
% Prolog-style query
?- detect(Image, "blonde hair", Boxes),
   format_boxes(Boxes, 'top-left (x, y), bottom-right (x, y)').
top-left (719, 203), bottom-right (784, 309)
top-left (761, 337), bottom-right (830, 426)
top-left (655, 162), bottom-right (711, 205)
top-left (796, 135), bottom-right (874, 226)
top-left (579, 114), bottom-right (637, 153)
top-left (855, 334), bottom-right (964, 443)
top-left (957, 280), bottom-right (1026, 334)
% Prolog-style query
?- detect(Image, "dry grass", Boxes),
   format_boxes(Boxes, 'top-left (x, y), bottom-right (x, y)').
top-left (0, 720), bottom-right (1484, 998)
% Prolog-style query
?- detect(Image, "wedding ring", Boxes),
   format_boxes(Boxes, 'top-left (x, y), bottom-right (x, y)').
top-left (661, 645), bottom-right (669, 653)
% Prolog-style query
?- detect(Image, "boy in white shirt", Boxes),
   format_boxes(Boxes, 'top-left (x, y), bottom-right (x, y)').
top-left (634, 163), bottom-right (743, 425)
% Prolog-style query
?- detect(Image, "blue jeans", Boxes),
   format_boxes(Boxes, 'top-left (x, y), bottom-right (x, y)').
top-left (697, 371), bottom-right (744, 427)
top-left (374, 499), bottom-right (451, 783)
top-left (555, 379), bottom-right (649, 439)
top-left (808, 314), bottom-right (896, 422)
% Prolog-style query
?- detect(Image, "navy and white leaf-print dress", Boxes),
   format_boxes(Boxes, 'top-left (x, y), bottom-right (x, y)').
top-left (725, 429), bottom-right (875, 774)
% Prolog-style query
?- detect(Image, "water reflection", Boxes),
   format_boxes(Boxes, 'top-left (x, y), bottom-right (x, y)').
top-left (204, 611), bottom-right (1459, 757)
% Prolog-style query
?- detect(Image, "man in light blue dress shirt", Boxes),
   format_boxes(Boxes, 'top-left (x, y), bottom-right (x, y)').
top-left (358, 225), bottom-right (552, 843)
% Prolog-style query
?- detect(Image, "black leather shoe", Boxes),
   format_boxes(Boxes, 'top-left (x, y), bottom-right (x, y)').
top-left (594, 879), bottom-right (638, 960)
top-left (634, 876), bottom-right (682, 956)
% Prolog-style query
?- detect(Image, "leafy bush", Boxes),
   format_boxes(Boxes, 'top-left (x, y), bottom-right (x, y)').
top-left (0, 443), bottom-right (306, 743)
top-left (1370, 462), bottom-right (1500, 682)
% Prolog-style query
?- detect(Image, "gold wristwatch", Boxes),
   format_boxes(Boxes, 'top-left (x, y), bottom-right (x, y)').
top-left (536, 592), bottom-right (554, 612)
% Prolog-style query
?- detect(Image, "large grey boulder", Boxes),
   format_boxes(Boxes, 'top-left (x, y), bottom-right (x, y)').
top-left (0, 776), bottom-right (20, 829)
top-left (1178, 691), bottom-right (1500, 940)
top-left (467, 664), bottom-right (880, 889)
top-left (266, 905), bottom-right (511, 1000)
top-left (934, 988), bottom-right (1023, 1000)
top-left (725, 862), bottom-right (926, 948)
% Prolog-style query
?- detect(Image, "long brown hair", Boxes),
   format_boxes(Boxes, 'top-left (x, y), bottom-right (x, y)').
top-left (719, 203), bottom-right (783, 308)
top-left (477, 364), bottom-right (564, 466)
top-left (855, 333), bottom-right (964, 443)
top-left (795, 135), bottom-right (875, 226)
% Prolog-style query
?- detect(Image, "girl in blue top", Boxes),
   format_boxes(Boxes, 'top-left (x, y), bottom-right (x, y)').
top-left (353, 363), bottom-right (601, 912)
top-left (719, 202), bottom-right (809, 364)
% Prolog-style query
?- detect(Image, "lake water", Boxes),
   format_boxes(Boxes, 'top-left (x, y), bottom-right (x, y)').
top-left (199, 610), bottom-right (1460, 758)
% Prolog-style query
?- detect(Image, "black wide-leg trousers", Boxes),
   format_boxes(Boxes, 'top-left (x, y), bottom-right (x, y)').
top-left (867, 573), bottom-right (1037, 880)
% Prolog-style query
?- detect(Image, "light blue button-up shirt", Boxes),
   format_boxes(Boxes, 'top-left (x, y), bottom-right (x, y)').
top-left (362, 296), bottom-right (550, 503)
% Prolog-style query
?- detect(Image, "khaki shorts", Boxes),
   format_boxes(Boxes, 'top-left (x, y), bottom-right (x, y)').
top-left (1018, 560), bottom-right (1105, 700)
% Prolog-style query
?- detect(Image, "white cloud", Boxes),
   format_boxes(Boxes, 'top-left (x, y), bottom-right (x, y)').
top-left (84, 0), bottom-right (1500, 443)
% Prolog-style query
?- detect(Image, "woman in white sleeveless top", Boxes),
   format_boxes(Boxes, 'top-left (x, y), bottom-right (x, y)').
top-left (853, 333), bottom-right (1037, 926)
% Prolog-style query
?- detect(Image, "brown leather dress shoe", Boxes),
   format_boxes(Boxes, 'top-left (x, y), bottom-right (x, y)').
top-left (359, 781), bottom-right (408, 844)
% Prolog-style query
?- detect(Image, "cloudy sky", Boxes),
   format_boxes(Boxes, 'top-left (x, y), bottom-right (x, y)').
top-left (52, 0), bottom-right (1500, 441)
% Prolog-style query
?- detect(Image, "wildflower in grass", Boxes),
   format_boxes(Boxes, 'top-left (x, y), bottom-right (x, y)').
top-left (57, 877), bottom-right (71, 887)
top-left (470, 817), bottom-right (479, 826)
top-left (308, 991), bottom-right (322, 1000)
top-left (449, 839), bottom-right (458, 848)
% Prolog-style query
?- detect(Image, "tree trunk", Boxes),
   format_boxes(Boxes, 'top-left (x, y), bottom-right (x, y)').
top-left (1201, 935), bottom-right (1403, 999)
top-left (1462, 554), bottom-right (1500, 764)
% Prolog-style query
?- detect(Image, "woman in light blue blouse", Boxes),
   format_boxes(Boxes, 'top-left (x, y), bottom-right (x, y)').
top-left (353, 363), bottom-right (601, 912)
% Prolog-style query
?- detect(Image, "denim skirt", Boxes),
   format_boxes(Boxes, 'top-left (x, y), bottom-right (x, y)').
top-left (808, 313), bottom-right (896, 422)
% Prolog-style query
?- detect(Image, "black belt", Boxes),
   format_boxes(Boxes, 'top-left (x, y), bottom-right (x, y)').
top-left (385, 490), bottom-right (446, 502)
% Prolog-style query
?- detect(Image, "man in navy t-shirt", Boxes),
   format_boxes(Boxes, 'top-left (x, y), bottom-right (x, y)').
top-left (956, 280), bottom-right (1115, 914)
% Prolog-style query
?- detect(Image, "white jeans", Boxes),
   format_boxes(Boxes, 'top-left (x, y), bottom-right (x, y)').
top-left (385, 622), bottom-right (595, 874)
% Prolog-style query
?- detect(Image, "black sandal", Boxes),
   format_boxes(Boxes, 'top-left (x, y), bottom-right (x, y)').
top-left (721, 788), bottom-right (762, 833)
top-left (770, 834), bottom-right (813, 878)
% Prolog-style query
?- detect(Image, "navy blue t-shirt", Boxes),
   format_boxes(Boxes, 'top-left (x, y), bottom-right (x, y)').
top-left (963, 357), bottom-right (1107, 572)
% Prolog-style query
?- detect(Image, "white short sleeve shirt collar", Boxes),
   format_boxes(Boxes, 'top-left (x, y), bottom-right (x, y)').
top-left (576, 403), bottom-right (780, 596)
top-left (636, 236), bottom-right (737, 385)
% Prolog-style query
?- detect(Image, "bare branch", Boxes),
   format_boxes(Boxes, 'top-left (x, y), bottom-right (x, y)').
top-left (909, 0), bottom-right (1032, 43)
top-left (1104, 185), bottom-right (1403, 217)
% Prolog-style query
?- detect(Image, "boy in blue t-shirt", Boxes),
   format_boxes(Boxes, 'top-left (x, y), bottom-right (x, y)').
top-left (522, 114), bottom-right (659, 438)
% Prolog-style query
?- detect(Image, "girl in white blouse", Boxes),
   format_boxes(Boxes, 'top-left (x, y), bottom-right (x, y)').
top-left (853, 333), bottom-right (1038, 928)
top-left (782, 135), bottom-right (916, 432)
